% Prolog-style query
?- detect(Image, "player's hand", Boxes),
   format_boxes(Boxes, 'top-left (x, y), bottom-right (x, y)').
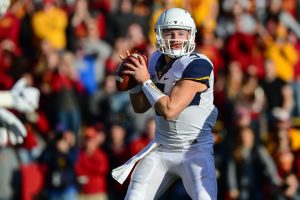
top-left (122, 51), bottom-right (150, 84)
top-left (11, 78), bottom-right (40, 113)
top-left (0, 108), bottom-right (26, 146)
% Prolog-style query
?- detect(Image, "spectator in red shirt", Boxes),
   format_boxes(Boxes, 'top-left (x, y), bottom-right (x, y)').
top-left (75, 126), bottom-right (109, 200)
top-left (0, 6), bottom-right (21, 53)
top-left (225, 14), bottom-right (265, 79)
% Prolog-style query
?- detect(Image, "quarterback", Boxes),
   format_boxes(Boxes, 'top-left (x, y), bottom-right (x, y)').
top-left (112, 8), bottom-right (218, 200)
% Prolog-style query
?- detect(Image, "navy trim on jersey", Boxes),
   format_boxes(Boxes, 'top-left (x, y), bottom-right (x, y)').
top-left (155, 54), bottom-right (166, 71)
top-left (155, 55), bottom-right (177, 79)
top-left (181, 58), bottom-right (212, 87)
top-left (188, 92), bottom-right (201, 106)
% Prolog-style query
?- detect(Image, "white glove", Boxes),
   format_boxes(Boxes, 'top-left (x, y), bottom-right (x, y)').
top-left (0, 0), bottom-right (10, 16)
top-left (11, 78), bottom-right (40, 113)
top-left (0, 108), bottom-right (26, 146)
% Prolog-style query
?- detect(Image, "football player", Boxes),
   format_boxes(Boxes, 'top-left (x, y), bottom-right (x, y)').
top-left (112, 7), bottom-right (218, 200)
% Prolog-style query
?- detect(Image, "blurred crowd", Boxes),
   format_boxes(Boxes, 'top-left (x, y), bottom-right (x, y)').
top-left (1, 0), bottom-right (300, 199)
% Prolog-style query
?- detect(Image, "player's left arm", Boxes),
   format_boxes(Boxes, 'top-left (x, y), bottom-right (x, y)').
top-left (155, 57), bottom-right (212, 120)
top-left (124, 55), bottom-right (212, 120)
top-left (155, 79), bottom-right (207, 120)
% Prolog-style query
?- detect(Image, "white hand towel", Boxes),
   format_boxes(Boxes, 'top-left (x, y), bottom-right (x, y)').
top-left (111, 140), bottom-right (158, 184)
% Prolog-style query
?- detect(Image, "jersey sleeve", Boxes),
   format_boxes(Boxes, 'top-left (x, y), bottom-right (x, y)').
top-left (181, 58), bottom-right (213, 87)
top-left (148, 51), bottom-right (161, 71)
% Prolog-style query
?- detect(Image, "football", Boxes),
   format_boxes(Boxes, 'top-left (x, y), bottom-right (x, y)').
top-left (115, 52), bottom-right (147, 91)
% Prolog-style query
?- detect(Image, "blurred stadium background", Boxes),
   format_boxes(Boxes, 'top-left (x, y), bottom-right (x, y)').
top-left (1, 0), bottom-right (300, 199)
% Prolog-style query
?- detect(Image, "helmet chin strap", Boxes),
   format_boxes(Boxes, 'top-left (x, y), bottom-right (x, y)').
top-left (168, 49), bottom-right (184, 58)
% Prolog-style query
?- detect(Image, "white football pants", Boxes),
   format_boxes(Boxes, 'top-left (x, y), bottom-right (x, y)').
top-left (125, 145), bottom-right (217, 200)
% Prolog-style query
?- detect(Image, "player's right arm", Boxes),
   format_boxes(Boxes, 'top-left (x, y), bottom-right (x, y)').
top-left (129, 91), bottom-right (151, 113)
top-left (121, 51), bottom-right (151, 113)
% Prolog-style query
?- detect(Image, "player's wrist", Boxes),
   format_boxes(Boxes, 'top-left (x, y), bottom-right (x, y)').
top-left (141, 80), bottom-right (166, 106)
top-left (142, 79), bottom-right (152, 87)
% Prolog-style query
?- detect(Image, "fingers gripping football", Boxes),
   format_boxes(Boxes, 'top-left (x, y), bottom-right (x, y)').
top-left (115, 52), bottom-right (148, 91)
top-left (124, 53), bottom-right (150, 84)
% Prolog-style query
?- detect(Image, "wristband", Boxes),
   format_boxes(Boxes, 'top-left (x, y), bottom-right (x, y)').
top-left (142, 80), bottom-right (166, 106)
top-left (129, 85), bottom-right (142, 94)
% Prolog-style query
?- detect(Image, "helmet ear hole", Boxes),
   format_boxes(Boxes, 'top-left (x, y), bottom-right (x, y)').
top-left (155, 8), bottom-right (196, 58)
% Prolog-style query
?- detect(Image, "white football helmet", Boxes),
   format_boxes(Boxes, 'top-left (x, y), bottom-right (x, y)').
top-left (155, 8), bottom-right (196, 58)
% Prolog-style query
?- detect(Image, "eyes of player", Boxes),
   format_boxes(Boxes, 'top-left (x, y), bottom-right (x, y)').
top-left (162, 29), bottom-right (190, 39)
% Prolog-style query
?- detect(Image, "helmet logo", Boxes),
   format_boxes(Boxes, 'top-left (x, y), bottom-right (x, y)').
top-left (174, 21), bottom-right (177, 24)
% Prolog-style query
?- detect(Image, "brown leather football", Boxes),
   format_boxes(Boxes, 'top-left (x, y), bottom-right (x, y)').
top-left (115, 52), bottom-right (147, 91)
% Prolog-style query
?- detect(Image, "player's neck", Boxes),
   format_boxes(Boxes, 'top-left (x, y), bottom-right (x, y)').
top-left (164, 55), bottom-right (173, 64)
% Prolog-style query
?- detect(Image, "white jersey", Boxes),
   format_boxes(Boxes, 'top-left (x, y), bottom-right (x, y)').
top-left (148, 51), bottom-right (218, 149)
